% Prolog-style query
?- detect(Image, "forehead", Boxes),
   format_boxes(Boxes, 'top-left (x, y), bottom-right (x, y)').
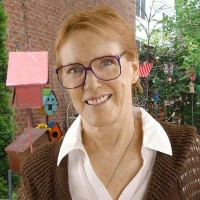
top-left (59, 30), bottom-right (123, 65)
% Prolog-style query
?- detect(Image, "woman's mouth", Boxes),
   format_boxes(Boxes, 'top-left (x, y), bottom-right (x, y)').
top-left (85, 94), bottom-right (112, 106)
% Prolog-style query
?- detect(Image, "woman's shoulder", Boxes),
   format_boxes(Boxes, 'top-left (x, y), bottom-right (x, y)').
top-left (19, 139), bottom-right (66, 199)
top-left (159, 120), bottom-right (198, 138)
top-left (21, 139), bottom-right (63, 176)
top-left (159, 121), bottom-right (199, 156)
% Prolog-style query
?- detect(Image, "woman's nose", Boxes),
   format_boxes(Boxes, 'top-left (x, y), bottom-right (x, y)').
top-left (83, 69), bottom-right (102, 90)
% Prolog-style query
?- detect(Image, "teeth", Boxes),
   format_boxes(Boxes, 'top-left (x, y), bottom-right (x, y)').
top-left (87, 95), bottom-right (110, 105)
top-left (92, 100), bottom-right (97, 104)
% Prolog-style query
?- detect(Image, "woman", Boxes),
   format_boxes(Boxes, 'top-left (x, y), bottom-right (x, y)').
top-left (19, 5), bottom-right (200, 200)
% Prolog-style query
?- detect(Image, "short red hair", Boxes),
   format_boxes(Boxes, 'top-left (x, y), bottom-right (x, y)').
top-left (55, 5), bottom-right (138, 67)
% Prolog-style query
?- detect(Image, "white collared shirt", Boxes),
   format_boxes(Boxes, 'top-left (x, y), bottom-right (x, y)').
top-left (57, 107), bottom-right (172, 200)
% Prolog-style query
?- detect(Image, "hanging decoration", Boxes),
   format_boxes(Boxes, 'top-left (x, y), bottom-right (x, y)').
top-left (155, 56), bottom-right (159, 63)
top-left (154, 89), bottom-right (159, 102)
top-left (163, 62), bottom-right (174, 82)
top-left (188, 82), bottom-right (195, 125)
top-left (139, 61), bottom-right (153, 77)
top-left (186, 65), bottom-right (197, 81)
top-left (154, 102), bottom-right (158, 117)
top-left (189, 81), bottom-right (195, 93)
top-left (40, 88), bottom-right (59, 116)
top-left (47, 122), bottom-right (62, 141)
top-left (163, 63), bottom-right (168, 75)
top-left (169, 62), bottom-right (174, 76)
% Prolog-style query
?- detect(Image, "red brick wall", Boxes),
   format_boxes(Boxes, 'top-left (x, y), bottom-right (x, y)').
top-left (3, 0), bottom-right (136, 135)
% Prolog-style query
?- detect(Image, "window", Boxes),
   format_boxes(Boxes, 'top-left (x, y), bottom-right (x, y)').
top-left (136, 0), bottom-right (146, 20)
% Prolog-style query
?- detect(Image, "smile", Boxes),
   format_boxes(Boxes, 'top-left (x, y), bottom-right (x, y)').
top-left (85, 94), bottom-right (111, 105)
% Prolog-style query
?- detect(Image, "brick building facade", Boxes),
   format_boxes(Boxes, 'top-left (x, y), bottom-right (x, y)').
top-left (3, 0), bottom-right (136, 135)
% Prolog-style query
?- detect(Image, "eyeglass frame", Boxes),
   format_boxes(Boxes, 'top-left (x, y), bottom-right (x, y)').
top-left (55, 51), bottom-right (126, 89)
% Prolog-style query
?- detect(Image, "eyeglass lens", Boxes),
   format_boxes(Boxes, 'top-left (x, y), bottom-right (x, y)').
top-left (57, 56), bottom-right (121, 89)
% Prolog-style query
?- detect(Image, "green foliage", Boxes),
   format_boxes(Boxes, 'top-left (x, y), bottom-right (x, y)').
top-left (0, 176), bottom-right (8, 197)
top-left (0, 1), bottom-right (19, 198)
top-left (137, 0), bottom-right (200, 132)
top-left (160, 0), bottom-right (200, 131)
top-left (12, 190), bottom-right (19, 200)
top-left (162, 0), bottom-right (200, 72)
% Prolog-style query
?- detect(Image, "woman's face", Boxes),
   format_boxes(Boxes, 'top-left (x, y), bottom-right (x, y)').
top-left (60, 30), bottom-right (138, 127)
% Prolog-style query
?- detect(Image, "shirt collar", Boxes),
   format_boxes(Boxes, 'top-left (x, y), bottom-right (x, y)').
top-left (57, 115), bottom-right (84, 166)
top-left (133, 107), bottom-right (172, 156)
top-left (57, 107), bottom-right (172, 166)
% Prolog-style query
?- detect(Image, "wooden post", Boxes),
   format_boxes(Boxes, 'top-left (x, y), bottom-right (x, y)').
top-left (26, 108), bottom-right (33, 152)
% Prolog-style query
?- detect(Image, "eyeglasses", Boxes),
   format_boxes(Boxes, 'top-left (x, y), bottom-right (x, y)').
top-left (56, 52), bottom-right (126, 89)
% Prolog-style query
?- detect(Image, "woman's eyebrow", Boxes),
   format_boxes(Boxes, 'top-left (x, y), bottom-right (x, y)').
top-left (63, 53), bottom-right (120, 66)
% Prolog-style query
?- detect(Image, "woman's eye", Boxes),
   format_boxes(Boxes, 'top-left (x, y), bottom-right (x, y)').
top-left (69, 68), bottom-right (78, 74)
top-left (68, 66), bottom-right (83, 74)
top-left (101, 59), bottom-right (113, 66)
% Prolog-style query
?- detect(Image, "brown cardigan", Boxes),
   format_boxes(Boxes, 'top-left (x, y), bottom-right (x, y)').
top-left (18, 122), bottom-right (200, 200)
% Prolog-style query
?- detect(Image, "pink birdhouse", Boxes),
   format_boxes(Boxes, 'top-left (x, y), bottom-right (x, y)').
top-left (6, 52), bottom-right (48, 108)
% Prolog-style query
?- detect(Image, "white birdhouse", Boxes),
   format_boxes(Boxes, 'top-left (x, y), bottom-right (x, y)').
top-left (189, 81), bottom-right (195, 93)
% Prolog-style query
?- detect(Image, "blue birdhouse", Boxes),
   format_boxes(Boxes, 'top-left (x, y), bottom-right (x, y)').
top-left (154, 89), bottom-right (159, 103)
top-left (42, 89), bottom-right (58, 115)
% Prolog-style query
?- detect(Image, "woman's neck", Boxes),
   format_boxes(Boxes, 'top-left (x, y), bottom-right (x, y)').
top-left (82, 110), bottom-right (135, 153)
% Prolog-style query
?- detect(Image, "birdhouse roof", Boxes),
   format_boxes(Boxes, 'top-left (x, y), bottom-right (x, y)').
top-left (48, 121), bottom-right (57, 128)
top-left (43, 89), bottom-right (58, 105)
top-left (43, 88), bottom-right (52, 96)
top-left (6, 52), bottom-right (48, 87)
top-left (189, 82), bottom-right (194, 85)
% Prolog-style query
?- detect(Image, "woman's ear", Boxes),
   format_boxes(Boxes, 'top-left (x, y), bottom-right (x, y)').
top-left (131, 60), bottom-right (139, 84)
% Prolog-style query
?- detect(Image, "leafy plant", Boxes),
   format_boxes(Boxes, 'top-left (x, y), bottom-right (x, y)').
top-left (162, 0), bottom-right (200, 73)
top-left (0, 1), bottom-right (20, 198)
top-left (136, 0), bottom-right (200, 132)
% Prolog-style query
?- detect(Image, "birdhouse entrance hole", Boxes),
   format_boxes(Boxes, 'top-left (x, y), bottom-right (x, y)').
top-left (48, 105), bottom-right (52, 110)
top-left (52, 131), bottom-right (58, 138)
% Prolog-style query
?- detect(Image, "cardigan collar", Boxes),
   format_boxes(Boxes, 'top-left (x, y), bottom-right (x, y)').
top-left (54, 124), bottom-right (197, 200)
top-left (145, 122), bottom-right (196, 199)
